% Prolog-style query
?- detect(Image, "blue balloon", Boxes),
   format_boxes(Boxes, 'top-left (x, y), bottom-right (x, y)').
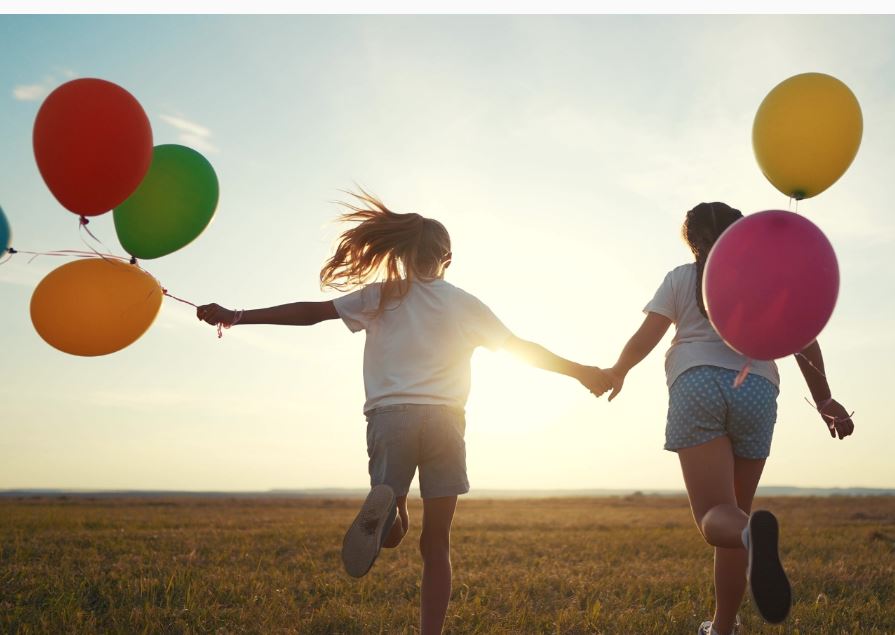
top-left (0, 206), bottom-right (9, 254)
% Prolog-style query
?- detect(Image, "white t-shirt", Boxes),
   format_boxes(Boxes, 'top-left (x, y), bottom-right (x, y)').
top-left (644, 263), bottom-right (780, 389)
top-left (333, 279), bottom-right (513, 413)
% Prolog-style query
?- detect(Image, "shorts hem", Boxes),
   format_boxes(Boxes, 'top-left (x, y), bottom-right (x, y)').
top-left (420, 482), bottom-right (470, 499)
top-left (664, 431), bottom-right (727, 452)
top-left (664, 435), bottom-right (771, 460)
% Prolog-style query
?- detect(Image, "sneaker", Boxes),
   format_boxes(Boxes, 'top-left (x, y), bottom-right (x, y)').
top-left (746, 510), bottom-right (792, 623)
top-left (697, 621), bottom-right (714, 635)
top-left (341, 484), bottom-right (397, 578)
top-left (696, 615), bottom-right (740, 635)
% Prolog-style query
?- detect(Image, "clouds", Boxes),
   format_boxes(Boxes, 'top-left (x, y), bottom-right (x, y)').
top-left (159, 113), bottom-right (219, 154)
top-left (12, 83), bottom-right (49, 101)
top-left (11, 69), bottom-right (78, 101)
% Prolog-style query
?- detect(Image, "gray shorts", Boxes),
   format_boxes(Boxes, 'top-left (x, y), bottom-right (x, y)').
top-left (365, 404), bottom-right (469, 499)
top-left (665, 365), bottom-right (779, 459)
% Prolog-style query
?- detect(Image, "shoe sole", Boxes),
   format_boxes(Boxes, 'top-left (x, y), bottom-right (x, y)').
top-left (341, 484), bottom-right (396, 578)
top-left (747, 510), bottom-right (792, 624)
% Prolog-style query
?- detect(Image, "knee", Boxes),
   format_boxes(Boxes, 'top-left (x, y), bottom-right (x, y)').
top-left (419, 531), bottom-right (450, 561)
top-left (697, 506), bottom-right (726, 544)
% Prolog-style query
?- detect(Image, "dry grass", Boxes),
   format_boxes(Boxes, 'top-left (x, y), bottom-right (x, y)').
top-left (1, 495), bottom-right (893, 634)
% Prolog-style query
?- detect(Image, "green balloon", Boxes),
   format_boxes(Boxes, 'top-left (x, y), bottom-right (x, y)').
top-left (113, 144), bottom-right (219, 259)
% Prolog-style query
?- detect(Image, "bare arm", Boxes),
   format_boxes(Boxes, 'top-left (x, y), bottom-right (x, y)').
top-left (196, 301), bottom-right (339, 327)
top-left (606, 312), bottom-right (673, 401)
top-left (795, 340), bottom-right (854, 439)
top-left (501, 335), bottom-right (612, 396)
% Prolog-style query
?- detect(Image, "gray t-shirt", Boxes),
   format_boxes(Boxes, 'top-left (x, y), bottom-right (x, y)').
top-left (644, 263), bottom-right (780, 388)
top-left (334, 279), bottom-right (513, 413)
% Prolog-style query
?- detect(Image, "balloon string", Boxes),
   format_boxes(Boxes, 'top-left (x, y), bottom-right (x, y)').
top-left (160, 287), bottom-right (229, 339)
top-left (803, 397), bottom-right (855, 425)
top-left (161, 288), bottom-right (197, 308)
top-left (3, 247), bottom-right (132, 265)
top-left (0, 247), bottom-right (15, 266)
top-left (794, 351), bottom-right (827, 379)
top-left (733, 361), bottom-right (751, 388)
top-left (78, 216), bottom-right (117, 264)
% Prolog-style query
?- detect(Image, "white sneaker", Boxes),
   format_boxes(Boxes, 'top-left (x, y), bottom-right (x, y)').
top-left (696, 614), bottom-right (740, 635)
top-left (341, 484), bottom-right (397, 578)
top-left (697, 621), bottom-right (715, 635)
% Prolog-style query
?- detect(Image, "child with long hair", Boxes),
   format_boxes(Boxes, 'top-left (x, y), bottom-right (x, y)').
top-left (197, 191), bottom-right (611, 634)
top-left (603, 202), bottom-right (854, 635)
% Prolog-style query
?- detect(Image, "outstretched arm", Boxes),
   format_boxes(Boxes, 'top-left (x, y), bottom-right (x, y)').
top-left (606, 312), bottom-right (672, 401)
top-left (795, 340), bottom-right (854, 440)
top-left (501, 335), bottom-right (611, 396)
top-left (196, 301), bottom-right (339, 327)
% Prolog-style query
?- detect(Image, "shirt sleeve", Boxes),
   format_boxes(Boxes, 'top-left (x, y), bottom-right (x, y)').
top-left (332, 284), bottom-right (381, 332)
top-left (463, 295), bottom-right (513, 351)
top-left (643, 270), bottom-right (676, 322)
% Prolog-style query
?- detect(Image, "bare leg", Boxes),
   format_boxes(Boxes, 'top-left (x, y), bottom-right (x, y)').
top-left (679, 436), bottom-right (765, 634)
top-left (382, 495), bottom-right (409, 549)
top-left (711, 455), bottom-right (765, 634)
top-left (419, 496), bottom-right (457, 635)
top-left (678, 436), bottom-right (747, 548)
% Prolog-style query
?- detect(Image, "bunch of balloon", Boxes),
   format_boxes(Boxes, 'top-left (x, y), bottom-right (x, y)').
top-left (704, 73), bottom-right (862, 370)
top-left (27, 78), bottom-right (218, 357)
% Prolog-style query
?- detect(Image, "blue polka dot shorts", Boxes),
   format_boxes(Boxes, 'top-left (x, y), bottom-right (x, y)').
top-left (665, 365), bottom-right (779, 459)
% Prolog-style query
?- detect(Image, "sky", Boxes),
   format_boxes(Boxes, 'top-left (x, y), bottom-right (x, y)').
top-left (1, 13), bottom-right (893, 492)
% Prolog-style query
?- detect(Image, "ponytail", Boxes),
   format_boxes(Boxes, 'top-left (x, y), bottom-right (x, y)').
top-left (682, 202), bottom-right (743, 318)
top-left (320, 189), bottom-right (451, 314)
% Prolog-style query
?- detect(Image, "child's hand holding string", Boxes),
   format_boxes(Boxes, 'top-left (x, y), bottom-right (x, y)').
top-left (197, 303), bottom-right (237, 327)
top-left (817, 398), bottom-right (855, 440)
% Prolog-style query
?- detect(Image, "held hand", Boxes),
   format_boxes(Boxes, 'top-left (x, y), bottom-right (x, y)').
top-left (577, 366), bottom-right (612, 397)
top-left (196, 303), bottom-right (236, 326)
top-left (818, 399), bottom-right (855, 440)
top-left (605, 367), bottom-right (625, 402)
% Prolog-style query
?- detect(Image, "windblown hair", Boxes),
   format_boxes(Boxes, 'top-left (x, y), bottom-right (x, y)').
top-left (682, 202), bottom-right (743, 318)
top-left (320, 190), bottom-right (452, 314)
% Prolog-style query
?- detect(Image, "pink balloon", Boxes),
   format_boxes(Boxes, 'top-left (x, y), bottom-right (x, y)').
top-left (703, 210), bottom-right (839, 361)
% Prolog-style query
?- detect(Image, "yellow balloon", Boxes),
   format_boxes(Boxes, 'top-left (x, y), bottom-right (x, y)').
top-left (30, 258), bottom-right (162, 356)
top-left (753, 72), bottom-right (862, 200)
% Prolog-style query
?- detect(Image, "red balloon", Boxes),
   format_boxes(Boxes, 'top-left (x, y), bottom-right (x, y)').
top-left (703, 210), bottom-right (839, 361)
top-left (33, 78), bottom-right (153, 217)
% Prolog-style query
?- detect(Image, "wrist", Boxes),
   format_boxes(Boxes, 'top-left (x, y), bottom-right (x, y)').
top-left (609, 365), bottom-right (627, 379)
top-left (815, 396), bottom-right (834, 410)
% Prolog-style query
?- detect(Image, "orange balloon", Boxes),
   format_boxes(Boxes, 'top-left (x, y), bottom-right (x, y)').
top-left (30, 258), bottom-right (162, 356)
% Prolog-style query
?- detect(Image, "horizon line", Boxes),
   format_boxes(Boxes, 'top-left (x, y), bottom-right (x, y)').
top-left (2, 485), bottom-right (893, 497)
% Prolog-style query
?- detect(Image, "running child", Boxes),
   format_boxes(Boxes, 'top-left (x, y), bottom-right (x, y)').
top-left (602, 202), bottom-right (854, 635)
top-left (196, 191), bottom-right (611, 635)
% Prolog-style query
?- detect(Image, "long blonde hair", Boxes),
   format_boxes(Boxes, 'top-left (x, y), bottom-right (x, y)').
top-left (320, 190), bottom-right (452, 314)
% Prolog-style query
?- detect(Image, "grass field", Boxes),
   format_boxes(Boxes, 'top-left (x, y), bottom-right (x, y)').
top-left (1, 495), bottom-right (893, 634)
